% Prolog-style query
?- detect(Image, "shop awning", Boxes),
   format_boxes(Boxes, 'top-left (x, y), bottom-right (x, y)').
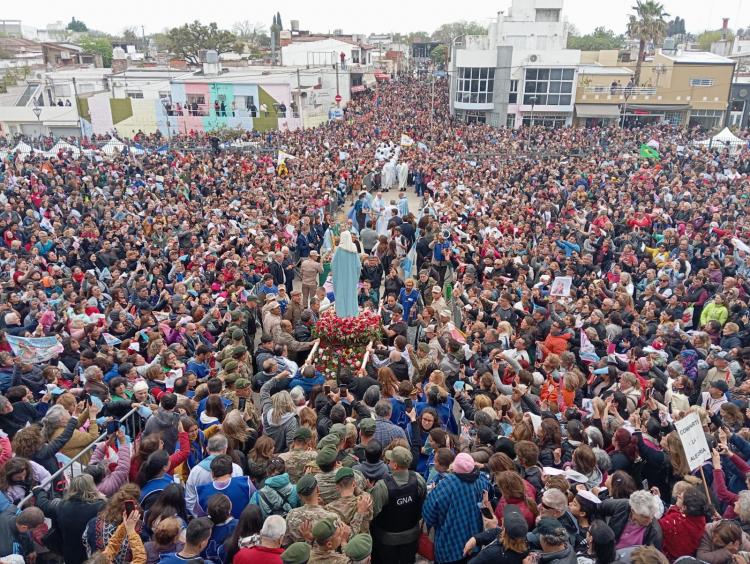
top-left (575, 104), bottom-right (621, 118)
top-left (350, 85), bottom-right (366, 93)
top-left (375, 72), bottom-right (390, 81)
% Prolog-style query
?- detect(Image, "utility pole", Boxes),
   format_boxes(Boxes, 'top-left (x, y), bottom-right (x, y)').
top-left (335, 63), bottom-right (340, 103)
top-left (297, 68), bottom-right (304, 129)
top-left (71, 77), bottom-right (84, 142)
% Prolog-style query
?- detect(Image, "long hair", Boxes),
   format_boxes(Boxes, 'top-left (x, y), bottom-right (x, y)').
top-left (249, 436), bottom-right (276, 464)
top-left (0, 458), bottom-right (33, 492)
top-left (223, 410), bottom-right (250, 444)
top-left (377, 368), bottom-right (399, 398)
top-left (496, 470), bottom-right (538, 518)
top-left (270, 391), bottom-right (294, 425)
top-left (65, 474), bottom-right (104, 503)
top-left (665, 430), bottom-right (691, 476)
top-left (612, 427), bottom-right (638, 462)
top-left (144, 483), bottom-right (188, 530)
top-left (99, 483), bottom-right (141, 523)
top-left (135, 450), bottom-right (169, 487)
top-left (223, 504), bottom-right (263, 563)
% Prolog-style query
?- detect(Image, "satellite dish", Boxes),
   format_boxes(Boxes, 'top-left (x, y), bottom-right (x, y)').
top-left (529, 54), bottom-right (538, 62)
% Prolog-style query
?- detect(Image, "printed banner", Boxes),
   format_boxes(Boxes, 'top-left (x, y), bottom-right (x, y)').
top-left (6, 335), bottom-right (64, 364)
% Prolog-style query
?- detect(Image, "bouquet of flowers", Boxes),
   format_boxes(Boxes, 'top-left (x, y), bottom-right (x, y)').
top-left (312, 310), bottom-right (382, 377)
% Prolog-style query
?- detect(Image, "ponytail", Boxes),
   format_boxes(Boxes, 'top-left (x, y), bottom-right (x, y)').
top-left (136, 450), bottom-right (169, 487)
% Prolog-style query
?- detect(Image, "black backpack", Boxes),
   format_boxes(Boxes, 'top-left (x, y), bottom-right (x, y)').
top-left (258, 487), bottom-right (292, 517)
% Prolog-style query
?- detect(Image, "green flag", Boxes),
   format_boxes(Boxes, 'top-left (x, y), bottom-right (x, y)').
top-left (639, 144), bottom-right (660, 160)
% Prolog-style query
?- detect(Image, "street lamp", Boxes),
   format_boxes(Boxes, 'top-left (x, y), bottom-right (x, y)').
top-left (528, 95), bottom-right (538, 127)
top-left (32, 106), bottom-right (42, 136)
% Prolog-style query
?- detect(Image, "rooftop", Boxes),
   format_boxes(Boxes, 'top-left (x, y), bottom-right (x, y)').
top-left (578, 64), bottom-right (633, 76)
top-left (660, 51), bottom-right (734, 64)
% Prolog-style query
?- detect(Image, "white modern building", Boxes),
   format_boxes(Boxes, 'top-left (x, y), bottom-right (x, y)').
top-left (450, 0), bottom-right (581, 128)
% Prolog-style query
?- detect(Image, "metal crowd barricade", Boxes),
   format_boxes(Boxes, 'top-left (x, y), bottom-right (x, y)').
top-left (16, 406), bottom-right (141, 509)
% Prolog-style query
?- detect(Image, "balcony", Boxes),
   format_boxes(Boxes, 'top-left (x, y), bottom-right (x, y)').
top-left (580, 85), bottom-right (658, 102)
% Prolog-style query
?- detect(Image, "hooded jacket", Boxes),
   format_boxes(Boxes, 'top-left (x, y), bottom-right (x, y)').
top-left (142, 408), bottom-right (179, 453)
top-left (249, 472), bottom-right (299, 519)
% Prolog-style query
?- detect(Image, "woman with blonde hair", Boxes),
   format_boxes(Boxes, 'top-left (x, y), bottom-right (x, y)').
top-left (259, 378), bottom-right (298, 454)
top-left (496, 321), bottom-right (514, 350)
top-left (36, 474), bottom-right (106, 564)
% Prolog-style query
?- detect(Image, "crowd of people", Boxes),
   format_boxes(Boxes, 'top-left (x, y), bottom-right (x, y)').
top-left (0, 74), bottom-right (749, 564)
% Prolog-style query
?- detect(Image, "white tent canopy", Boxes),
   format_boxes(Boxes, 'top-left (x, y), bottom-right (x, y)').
top-left (692, 127), bottom-right (747, 153)
top-left (101, 138), bottom-right (126, 156)
top-left (12, 141), bottom-right (33, 154)
top-left (50, 141), bottom-right (81, 156)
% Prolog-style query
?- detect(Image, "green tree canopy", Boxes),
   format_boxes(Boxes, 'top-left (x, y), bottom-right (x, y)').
top-left (431, 21), bottom-right (487, 43)
top-left (166, 21), bottom-right (237, 64)
top-left (567, 27), bottom-right (625, 50)
top-left (627, 0), bottom-right (669, 85)
top-left (67, 18), bottom-right (88, 32)
top-left (79, 36), bottom-right (113, 66)
top-left (430, 44), bottom-right (448, 65)
top-left (667, 16), bottom-right (686, 36)
top-left (696, 29), bottom-right (734, 51)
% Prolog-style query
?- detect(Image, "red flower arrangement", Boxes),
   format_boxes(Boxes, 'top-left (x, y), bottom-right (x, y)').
top-left (312, 310), bottom-right (382, 377)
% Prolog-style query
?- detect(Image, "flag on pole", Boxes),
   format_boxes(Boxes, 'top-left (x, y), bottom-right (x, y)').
top-left (277, 150), bottom-right (296, 165)
top-left (400, 133), bottom-right (415, 147)
top-left (639, 144), bottom-right (660, 160)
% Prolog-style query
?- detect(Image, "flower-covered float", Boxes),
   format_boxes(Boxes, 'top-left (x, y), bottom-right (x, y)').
top-left (311, 309), bottom-right (382, 378)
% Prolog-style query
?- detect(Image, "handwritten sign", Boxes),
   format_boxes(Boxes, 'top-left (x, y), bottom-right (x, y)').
top-left (674, 412), bottom-right (710, 472)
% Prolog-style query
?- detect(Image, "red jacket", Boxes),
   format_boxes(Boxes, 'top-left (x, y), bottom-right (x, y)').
top-left (233, 545), bottom-right (284, 564)
top-left (659, 505), bottom-right (706, 562)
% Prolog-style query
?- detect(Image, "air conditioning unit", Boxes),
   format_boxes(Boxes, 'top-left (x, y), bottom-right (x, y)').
top-left (529, 54), bottom-right (539, 62)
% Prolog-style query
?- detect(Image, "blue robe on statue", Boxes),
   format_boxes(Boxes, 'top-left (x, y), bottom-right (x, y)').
top-left (332, 232), bottom-right (362, 318)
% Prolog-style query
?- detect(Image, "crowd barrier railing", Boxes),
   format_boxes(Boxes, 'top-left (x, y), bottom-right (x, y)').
top-left (16, 406), bottom-right (141, 509)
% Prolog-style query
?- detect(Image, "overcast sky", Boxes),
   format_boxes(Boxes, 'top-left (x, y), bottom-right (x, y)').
top-left (9, 0), bottom-right (750, 37)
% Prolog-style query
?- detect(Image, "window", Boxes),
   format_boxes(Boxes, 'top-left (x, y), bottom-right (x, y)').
top-left (509, 80), bottom-right (518, 104)
top-left (663, 111), bottom-right (684, 125)
top-left (535, 8), bottom-right (561, 22)
top-left (77, 83), bottom-right (95, 94)
top-left (730, 99), bottom-right (745, 112)
top-left (53, 83), bottom-right (71, 97)
top-left (521, 113), bottom-right (568, 128)
top-left (455, 109), bottom-right (487, 124)
top-left (523, 68), bottom-right (574, 106)
top-left (455, 67), bottom-right (495, 104)
top-left (351, 50), bottom-right (360, 64)
top-left (689, 108), bottom-right (723, 129)
top-left (506, 113), bottom-right (516, 128)
top-left (689, 78), bottom-right (714, 87)
top-left (127, 91), bottom-right (143, 99)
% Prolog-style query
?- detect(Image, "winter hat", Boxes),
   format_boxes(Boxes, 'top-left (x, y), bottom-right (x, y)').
top-left (452, 452), bottom-right (476, 474)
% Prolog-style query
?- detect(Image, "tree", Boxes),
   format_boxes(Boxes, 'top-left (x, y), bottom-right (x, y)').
top-left (431, 21), bottom-right (487, 43)
top-left (79, 36), bottom-right (113, 66)
top-left (406, 31), bottom-right (431, 43)
top-left (567, 27), bottom-right (625, 50)
top-left (276, 12), bottom-right (283, 31)
top-left (430, 44), bottom-right (448, 66)
top-left (233, 21), bottom-right (269, 46)
top-left (697, 29), bottom-right (734, 51)
top-left (627, 0), bottom-right (669, 86)
top-left (667, 16), bottom-right (686, 37)
top-left (67, 18), bottom-right (88, 33)
top-left (166, 21), bottom-right (238, 64)
top-left (122, 27), bottom-right (139, 45)
top-left (233, 20), bottom-right (254, 39)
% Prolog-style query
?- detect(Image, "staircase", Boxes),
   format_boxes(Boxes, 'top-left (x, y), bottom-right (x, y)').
top-left (15, 81), bottom-right (41, 106)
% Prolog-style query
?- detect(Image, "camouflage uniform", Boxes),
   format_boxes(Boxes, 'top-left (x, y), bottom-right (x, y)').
top-left (308, 545), bottom-right (349, 564)
top-left (315, 468), bottom-right (368, 505)
top-left (222, 390), bottom-right (261, 428)
top-left (284, 505), bottom-right (339, 546)
top-left (278, 448), bottom-right (318, 484)
top-left (325, 492), bottom-right (373, 534)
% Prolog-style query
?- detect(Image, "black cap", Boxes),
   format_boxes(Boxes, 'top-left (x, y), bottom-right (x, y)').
top-left (503, 505), bottom-right (529, 539)
top-left (260, 333), bottom-right (274, 344)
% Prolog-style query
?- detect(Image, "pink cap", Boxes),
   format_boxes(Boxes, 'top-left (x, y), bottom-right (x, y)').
top-left (452, 453), bottom-right (476, 474)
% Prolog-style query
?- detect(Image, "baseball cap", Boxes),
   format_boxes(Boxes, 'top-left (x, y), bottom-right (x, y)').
top-left (536, 517), bottom-right (565, 536)
top-left (503, 505), bottom-right (529, 539)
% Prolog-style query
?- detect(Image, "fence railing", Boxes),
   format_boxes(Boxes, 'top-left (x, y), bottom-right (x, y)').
top-left (583, 86), bottom-right (657, 96)
top-left (16, 406), bottom-right (142, 510)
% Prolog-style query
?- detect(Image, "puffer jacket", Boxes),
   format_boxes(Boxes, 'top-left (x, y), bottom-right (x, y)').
top-left (249, 472), bottom-right (299, 519)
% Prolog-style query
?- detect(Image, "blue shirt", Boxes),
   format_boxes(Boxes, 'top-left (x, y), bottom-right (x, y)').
top-left (432, 241), bottom-right (450, 261)
top-left (197, 477), bottom-right (256, 519)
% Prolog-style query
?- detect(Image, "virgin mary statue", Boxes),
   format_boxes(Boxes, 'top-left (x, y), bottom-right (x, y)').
top-left (332, 230), bottom-right (361, 318)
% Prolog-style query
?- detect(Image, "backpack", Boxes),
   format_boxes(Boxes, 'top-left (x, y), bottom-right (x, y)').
top-left (258, 487), bottom-right (292, 517)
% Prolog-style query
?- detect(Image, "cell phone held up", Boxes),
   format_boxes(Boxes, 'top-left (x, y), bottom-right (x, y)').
top-left (124, 500), bottom-right (136, 517)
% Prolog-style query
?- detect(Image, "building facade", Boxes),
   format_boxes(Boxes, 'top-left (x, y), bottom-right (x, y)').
top-left (450, 0), bottom-right (580, 127)
top-left (576, 51), bottom-right (734, 130)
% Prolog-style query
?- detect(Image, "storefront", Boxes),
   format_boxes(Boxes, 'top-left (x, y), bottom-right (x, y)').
top-left (575, 104), bottom-right (621, 127)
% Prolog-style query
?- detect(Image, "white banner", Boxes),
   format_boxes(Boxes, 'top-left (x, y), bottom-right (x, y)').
top-left (674, 412), bottom-right (710, 471)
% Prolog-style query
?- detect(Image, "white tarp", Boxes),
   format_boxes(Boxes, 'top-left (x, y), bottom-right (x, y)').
top-left (101, 138), bottom-right (126, 156)
top-left (51, 141), bottom-right (80, 156)
top-left (693, 127), bottom-right (747, 153)
top-left (13, 141), bottom-right (33, 154)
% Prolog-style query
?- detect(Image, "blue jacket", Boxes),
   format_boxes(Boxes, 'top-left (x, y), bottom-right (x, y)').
top-left (140, 475), bottom-right (174, 503)
top-left (555, 240), bottom-right (581, 257)
top-left (423, 470), bottom-right (491, 563)
top-left (288, 371), bottom-right (325, 395)
top-left (249, 473), bottom-right (299, 519)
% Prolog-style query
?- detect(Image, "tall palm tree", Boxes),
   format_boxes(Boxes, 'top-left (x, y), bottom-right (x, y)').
top-left (627, 0), bottom-right (669, 86)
